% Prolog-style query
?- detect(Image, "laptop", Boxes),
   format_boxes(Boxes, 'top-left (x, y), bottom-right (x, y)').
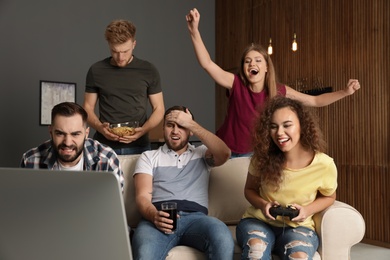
top-left (0, 167), bottom-right (133, 260)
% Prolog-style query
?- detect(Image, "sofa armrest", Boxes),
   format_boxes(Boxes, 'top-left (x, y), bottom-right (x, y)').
top-left (313, 200), bottom-right (365, 260)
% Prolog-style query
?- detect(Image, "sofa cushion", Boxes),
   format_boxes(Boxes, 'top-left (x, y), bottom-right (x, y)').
top-left (208, 157), bottom-right (251, 224)
top-left (166, 246), bottom-right (204, 260)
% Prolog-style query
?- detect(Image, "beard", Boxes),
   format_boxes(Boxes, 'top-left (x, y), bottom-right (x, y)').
top-left (52, 140), bottom-right (84, 164)
top-left (165, 136), bottom-right (189, 152)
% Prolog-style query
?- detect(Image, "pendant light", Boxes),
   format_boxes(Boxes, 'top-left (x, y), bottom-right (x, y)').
top-left (268, 38), bottom-right (273, 55)
top-left (292, 0), bottom-right (298, 51)
top-left (292, 33), bottom-right (298, 51)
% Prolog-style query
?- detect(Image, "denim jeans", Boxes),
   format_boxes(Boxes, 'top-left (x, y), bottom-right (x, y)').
top-left (132, 211), bottom-right (234, 260)
top-left (113, 144), bottom-right (151, 155)
top-left (230, 152), bottom-right (253, 158)
top-left (236, 218), bottom-right (319, 260)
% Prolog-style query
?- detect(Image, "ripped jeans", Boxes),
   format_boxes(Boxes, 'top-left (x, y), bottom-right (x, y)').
top-left (236, 218), bottom-right (319, 260)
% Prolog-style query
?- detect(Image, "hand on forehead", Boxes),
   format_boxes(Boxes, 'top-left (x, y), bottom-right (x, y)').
top-left (166, 109), bottom-right (193, 128)
top-left (170, 108), bottom-right (189, 115)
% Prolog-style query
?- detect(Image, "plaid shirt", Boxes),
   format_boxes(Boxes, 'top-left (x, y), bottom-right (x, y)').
top-left (20, 138), bottom-right (124, 188)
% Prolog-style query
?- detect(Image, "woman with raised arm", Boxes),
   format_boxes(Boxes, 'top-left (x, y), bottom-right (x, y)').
top-left (186, 8), bottom-right (360, 157)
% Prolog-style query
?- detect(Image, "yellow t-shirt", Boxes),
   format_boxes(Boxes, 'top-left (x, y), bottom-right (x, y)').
top-left (242, 152), bottom-right (337, 230)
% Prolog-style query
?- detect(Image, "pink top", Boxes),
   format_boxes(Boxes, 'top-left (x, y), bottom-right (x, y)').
top-left (216, 75), bottom-right (286, 154)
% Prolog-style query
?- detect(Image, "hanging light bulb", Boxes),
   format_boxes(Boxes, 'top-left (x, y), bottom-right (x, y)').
top-left (268, 38), bottom-right (273, 55)
top-left (292, 33), bottom-right (298, 51)
top-left (292, 0), bottom-right (298, 52)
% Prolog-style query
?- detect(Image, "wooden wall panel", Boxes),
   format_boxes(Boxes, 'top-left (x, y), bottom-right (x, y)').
top-left (216, 0), bottom-right (390, 247)
top-left (215, 0), bottom-right (253, 128)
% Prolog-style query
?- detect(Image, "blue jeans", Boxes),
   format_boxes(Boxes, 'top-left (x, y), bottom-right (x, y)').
top-left (236, 218), bottom-right (319, 260)
top-left (113, 144), bottom-right (151, 155)
top-left (230, 152), bottom-right (253, 158)
top-left (132, 212), bottom-right (234, 260)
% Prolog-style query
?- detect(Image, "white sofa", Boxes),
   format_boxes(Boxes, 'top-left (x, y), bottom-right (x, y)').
top-left (119, 154), bottom-right (365, 260)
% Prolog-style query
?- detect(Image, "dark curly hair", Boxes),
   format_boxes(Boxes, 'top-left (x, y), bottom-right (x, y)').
top-left (251, 96), bottom-right (327, 190)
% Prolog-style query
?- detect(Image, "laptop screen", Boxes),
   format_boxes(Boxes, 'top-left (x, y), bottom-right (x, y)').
top-left (0, 167), bottom-right (133, 260)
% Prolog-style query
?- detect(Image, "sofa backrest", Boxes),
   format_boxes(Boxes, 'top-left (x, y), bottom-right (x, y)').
top-left (208, 157), bottom-right (251, 225)
top-left (119, 155), bottom-right (142, 228)
top-left (119, 155), bottom-right (251, 228)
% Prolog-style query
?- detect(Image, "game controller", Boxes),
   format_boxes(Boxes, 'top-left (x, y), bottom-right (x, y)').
top-left (269, 205), bottom-right (299, 220)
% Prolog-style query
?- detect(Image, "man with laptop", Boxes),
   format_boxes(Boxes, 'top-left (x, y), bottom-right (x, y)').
top-left (20, 102), bottom-right (123, 186)
top-left (132, 106), bottom-right (234, 259)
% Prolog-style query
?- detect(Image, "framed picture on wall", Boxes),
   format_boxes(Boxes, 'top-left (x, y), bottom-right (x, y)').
top-left (40, 80), bottom-right (76, 125)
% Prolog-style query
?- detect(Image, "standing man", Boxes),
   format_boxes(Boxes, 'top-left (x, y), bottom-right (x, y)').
top-left (21, 102), bottom-right (123, 187)
top-left (83, 19), bottom-right (164, 155)
top-left (132, 106), bottom-right (234, 260)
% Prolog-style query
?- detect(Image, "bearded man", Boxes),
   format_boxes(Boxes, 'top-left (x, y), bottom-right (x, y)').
top-left (20, 102), bottom-right (123, 187)
top-left (131, 105), bottom-right (234, 260)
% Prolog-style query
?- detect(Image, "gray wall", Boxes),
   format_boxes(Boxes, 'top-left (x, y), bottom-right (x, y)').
top-left (0, 0), bottom-right (215, 167)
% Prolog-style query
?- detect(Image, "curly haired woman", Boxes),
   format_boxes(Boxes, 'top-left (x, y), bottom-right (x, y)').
top-left (236, 96), bottom-right (337, 260)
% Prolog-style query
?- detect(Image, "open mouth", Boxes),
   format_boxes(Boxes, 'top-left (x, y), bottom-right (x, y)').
top-left (278, 138), bottom-right (290, 144)
top-left (60, 146), bottom-right (75, 154)
top-left (250, 69), bottom-right (259, 75)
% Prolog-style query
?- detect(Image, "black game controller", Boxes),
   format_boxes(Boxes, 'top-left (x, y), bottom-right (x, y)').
top-left (269, 205), bottom-right (299, 220)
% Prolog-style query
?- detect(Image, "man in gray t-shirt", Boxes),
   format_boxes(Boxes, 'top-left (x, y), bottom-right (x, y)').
top-left (83, 19), bottom-right (164, 155)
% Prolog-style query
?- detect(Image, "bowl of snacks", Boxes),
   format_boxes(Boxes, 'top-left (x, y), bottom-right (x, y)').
top-left (109, 121), bottom-right (139, 137)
